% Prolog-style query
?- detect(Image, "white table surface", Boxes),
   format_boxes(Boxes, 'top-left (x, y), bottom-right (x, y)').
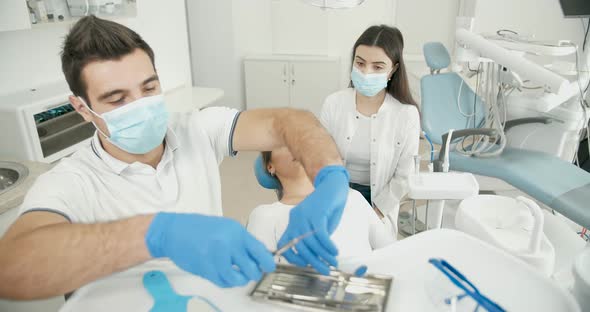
top-left (60, 229), bottom-right (579, 312)
top-left (164, 85), bottom-right (224, 113)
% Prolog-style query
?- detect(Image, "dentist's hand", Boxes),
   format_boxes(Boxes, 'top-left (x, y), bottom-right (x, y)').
top-left (145, 212), bottom-right (276, 288)
top-left (278, 165), bottom-right (350, 275)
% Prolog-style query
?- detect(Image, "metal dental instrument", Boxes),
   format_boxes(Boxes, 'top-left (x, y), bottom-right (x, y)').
top-left (273, 231), bottom-right (315, 257)
top-left (271, 230), bottom-right (368, 277)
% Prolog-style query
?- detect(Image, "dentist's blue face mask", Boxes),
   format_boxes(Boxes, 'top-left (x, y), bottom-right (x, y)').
top-left (351, 66), bottom-right (390, 97)
top-left (80, 94), bottom-right (169, 154)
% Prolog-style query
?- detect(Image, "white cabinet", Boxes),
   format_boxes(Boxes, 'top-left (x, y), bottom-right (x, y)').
top-left (244, 60), bottom-right (291, 109)
top-left (244, 55), bottom-right (340, 117)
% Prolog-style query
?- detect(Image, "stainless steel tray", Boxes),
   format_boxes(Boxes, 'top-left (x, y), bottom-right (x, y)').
top-left (250, 264), bottom-right (393, 311)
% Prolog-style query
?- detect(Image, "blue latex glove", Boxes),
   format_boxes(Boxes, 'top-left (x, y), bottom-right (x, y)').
top-left (145, 213), bottom-right (276, 288)
top-left (277, 165), bottom-right (350, 275)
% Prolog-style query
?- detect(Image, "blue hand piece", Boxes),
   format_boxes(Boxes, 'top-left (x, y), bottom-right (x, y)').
top-left (143, 271), bottom-right (223, 312)
top-left (278, 165), bottom-right (350, 275)
top-left (143, 271), bottom-right (191, 312)
top-left (145, 213), bottom-right (276, 288)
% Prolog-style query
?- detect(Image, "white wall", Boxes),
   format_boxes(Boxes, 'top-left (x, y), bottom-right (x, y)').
top-left (233, 0), bottom-right (274, 109)
top-left (185, 0), bottom-right (586, 110)
top-left (0, 0), bottom-right (192, 96)
top-left (271, 0), bottom-right (396, 88)
top-left (395, 0), bottom-right (460, 56)
top-left (187, 0), bottom-right (398, 109)
top-left (186, 0), bottom-right (273, 110)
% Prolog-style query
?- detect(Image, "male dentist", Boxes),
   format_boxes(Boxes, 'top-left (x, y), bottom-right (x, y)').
top-left (0, 16), bottom-right (349, 299)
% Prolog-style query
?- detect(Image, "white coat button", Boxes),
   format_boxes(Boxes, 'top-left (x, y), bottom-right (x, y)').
top-left (347, 137), bottom-right (351, 140)
top-left (372, 139), bottom-right (376, 142)
top-left (372, 162), bottom-right (376, 166)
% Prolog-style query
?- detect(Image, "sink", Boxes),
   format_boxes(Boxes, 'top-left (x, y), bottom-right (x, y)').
top-left (0, 161), bottom-right (29, 196)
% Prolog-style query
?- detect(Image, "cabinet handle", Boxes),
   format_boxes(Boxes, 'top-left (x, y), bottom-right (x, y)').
top-left (283, 64), bottom-right (288, 83)
top-left (291, 79), bottom-right (295, 85)
top-left (291, 64), bottom-right (295, 76)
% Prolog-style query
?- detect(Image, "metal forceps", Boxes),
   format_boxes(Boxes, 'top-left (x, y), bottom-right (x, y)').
top-left (272, 231), bottom-right (315, 257)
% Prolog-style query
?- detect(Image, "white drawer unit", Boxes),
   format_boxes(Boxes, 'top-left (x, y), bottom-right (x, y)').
top-left (244, 55), bottom-right (340, 117)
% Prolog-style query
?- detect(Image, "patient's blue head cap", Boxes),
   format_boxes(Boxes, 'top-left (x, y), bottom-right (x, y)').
top-left (254, 154), bottom-right (281, 189)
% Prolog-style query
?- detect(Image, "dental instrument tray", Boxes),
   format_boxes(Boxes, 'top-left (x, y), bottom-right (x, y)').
top-left (249, 264), bottom-right (392, 311)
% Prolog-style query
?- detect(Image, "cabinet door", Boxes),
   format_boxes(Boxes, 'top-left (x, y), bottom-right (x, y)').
top-left (0, 0), bottom-right (31, 32)
top-left (289, 60), bottom-right (340, 117)
top-left (244, 60), bottom-right (290, 109)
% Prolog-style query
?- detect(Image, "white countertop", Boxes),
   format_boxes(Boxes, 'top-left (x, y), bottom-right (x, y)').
top-left (0, 160), bottom-right (53, 215)
top-left (164, 85), bottom-right (224, 112)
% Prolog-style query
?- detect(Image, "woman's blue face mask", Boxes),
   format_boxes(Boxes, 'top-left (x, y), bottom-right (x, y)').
top-left (80, 94), bottom-right (169, 154)
top-left (351, 66), bottom-right (391, 97)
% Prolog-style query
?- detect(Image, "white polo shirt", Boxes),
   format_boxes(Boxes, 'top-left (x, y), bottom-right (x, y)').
top-left (19, 107), bottom-right (240, 223)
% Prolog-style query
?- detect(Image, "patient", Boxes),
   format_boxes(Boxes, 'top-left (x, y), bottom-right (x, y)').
top-left (247, 147), bottom-right (396, 260)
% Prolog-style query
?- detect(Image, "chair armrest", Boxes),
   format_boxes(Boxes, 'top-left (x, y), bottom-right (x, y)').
top-left (504, 117), bottom-right (553, 132)
top-left (434, 128), bottom-right (498, 172)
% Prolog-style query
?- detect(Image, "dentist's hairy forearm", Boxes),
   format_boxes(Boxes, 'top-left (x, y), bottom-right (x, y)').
top-left (0, 212), bottom-right (153, 300)
top-left (277, 109), bottom-right (343, 179)
top-left (234, 108), bottom-right (343, 179)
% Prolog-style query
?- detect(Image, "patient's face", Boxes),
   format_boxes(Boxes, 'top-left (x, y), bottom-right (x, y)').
top-left (269, 147), bottom-right (305, 179)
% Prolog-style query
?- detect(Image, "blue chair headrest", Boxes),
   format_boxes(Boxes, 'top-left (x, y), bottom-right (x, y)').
top-left (254, 155), bottom-right (281, 189)
top-left (423, 42), bottom-right (450, 71)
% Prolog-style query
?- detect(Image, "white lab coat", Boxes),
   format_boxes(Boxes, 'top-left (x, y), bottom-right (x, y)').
top-left (320, 88), bottom-right (420, 236)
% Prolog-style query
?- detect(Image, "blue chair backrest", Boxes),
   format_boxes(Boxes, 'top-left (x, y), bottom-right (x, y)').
top-left (254, 154), bottom-right (281, 189)
top-left (420, 42), bottom-right (486, 145)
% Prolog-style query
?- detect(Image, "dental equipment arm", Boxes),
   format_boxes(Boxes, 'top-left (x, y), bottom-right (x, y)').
top-left (456, 28), bottom-right (589, 112)
top-left (456, 28), bottom-right (569, 94)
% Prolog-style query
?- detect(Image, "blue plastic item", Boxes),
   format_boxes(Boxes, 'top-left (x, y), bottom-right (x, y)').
top-left (428, 258), bottom-right (506, 312)
top-left (254, 155), bottom-right (281, 189)
top-left (143, 270), bottom-right (222, 312)
top-left (422, 131), bottom-right (435, 162)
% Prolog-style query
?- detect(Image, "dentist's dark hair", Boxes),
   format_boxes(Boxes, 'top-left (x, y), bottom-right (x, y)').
top-left (351, 25), bottom-right (417, 108)
top-left (60, 15), bottom-right (156, 106)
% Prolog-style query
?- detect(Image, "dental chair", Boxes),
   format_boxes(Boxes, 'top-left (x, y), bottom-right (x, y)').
top-left (420, 42), bottom-right (590, 229)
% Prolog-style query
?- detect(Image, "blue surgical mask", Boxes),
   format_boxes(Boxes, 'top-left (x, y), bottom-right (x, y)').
top-left (351, 66), bottom-right (389, 97)
top-left (80, 94), bottom-right (169, 154)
